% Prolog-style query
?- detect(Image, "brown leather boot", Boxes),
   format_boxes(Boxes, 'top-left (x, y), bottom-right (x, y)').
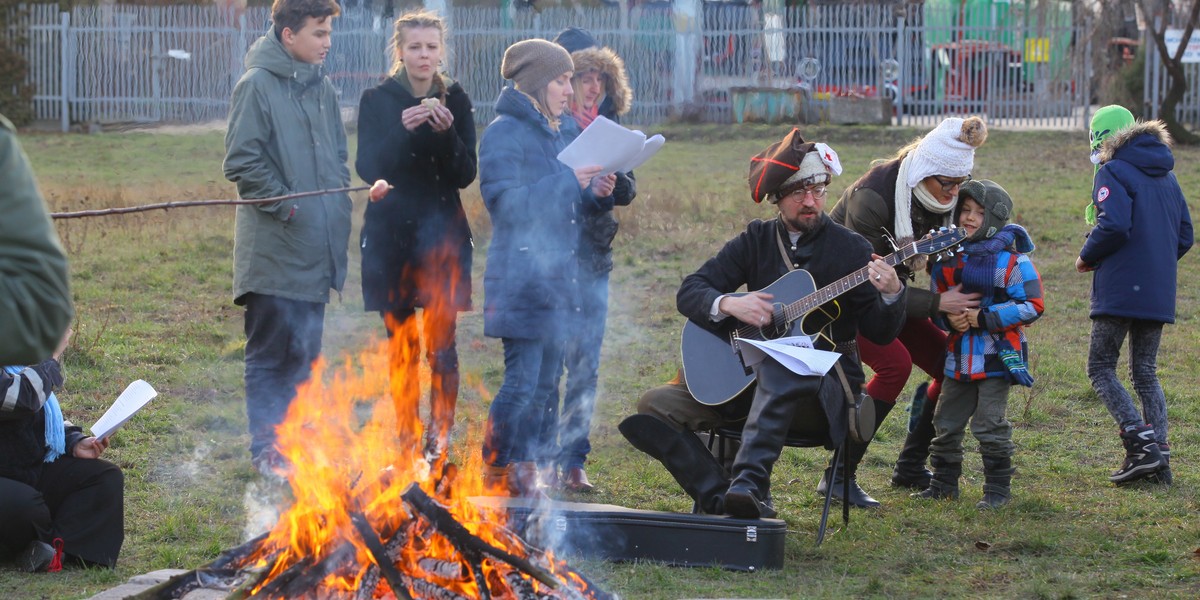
top-left (483, 464), bottom-right (520, 496)
top-left (513, 461), bottom-right (551, 501)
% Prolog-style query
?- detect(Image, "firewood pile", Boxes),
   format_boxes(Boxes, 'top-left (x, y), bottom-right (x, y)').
top-left (128, 482), bottom-right (612, 599)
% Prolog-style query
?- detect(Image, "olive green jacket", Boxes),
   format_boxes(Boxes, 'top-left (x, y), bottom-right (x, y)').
top-left (0, 114), bottom-right (73, 363)
top-left (223, 32), bottom-right (351, 305)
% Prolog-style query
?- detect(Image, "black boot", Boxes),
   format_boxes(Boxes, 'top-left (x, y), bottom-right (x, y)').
top-left (1110, 424), bottom-right (1164, 485)
top-left (912, 455), bottom-right (961, 500)
top-left (724, 361), bottom-right (822, 519)
top-left (1150, 443), bottom-right (1173, 485)
top-left (817, 397), bottom-right (894, 508)
top-left (891, 382), bottom-right (935, 489)
top-left (619, 414), bottom-right (729, 514)
top-left (976, 455), bottom-right (1014, 509)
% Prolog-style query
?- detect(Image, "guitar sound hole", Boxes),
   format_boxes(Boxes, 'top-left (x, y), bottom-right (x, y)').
top-left (759, 307), bottom-right (789, 339)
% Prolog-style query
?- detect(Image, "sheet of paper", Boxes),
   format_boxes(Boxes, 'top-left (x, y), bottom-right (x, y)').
top-left (620, 134), bottom-right (665, 172)
top-left (738, 336), bottom-right (842, 377)
top-left (556, 115), bottom-right (664, 175)
top-left (91, 380), bottom-right (157, 441)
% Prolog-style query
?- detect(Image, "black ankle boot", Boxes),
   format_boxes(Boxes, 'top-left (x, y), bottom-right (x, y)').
top-left (817, 397), bottom-right (893, 508)
top-left (892, 382), bottom-right (935, 489)
top-left (724, 361), bottom-right (822, 519)
top-left (1150, 443), bottom-right (1173, 485)
top-left (619, 414), bottom-right (730, 514)
top-left (977, 455), bottom-right (1014, 509)
top-left (1110, 424), bottom-right (1163, 485)
top-left (912, 455), bottom-right (961, 500)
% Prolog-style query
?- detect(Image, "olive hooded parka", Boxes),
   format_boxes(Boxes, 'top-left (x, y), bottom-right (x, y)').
top-left (224, 30), bottom-right (352, 305)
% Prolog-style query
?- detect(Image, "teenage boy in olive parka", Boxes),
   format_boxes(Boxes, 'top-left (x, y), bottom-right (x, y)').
top-left (0, 114), bottom-right (73, 365)
top-left (222, 0), bottom-right (350, 466)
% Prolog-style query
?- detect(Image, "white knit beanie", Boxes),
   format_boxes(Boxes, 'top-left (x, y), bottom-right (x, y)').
top-left (780, 142), bottom-right (843, 191)
top-left (904, 116), bottom-right (988, 188)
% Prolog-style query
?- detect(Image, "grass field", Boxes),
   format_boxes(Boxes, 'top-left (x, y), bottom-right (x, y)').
top-left (2, 122), bottom-right (1198, 599)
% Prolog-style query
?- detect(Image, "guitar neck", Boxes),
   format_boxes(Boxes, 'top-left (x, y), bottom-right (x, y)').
top-left (780, 244), bottom-right (914, 322)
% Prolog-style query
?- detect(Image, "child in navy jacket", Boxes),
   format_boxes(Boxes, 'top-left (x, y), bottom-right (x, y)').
top-left (1077, 106), bottom-right (1193, 486)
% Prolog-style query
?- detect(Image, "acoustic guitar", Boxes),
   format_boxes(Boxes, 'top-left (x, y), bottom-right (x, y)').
top-left (680, 228), bottom-right (965, 406)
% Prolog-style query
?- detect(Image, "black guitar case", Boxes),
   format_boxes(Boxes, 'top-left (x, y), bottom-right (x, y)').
top-left (470, 497), bottom-right (786, 571)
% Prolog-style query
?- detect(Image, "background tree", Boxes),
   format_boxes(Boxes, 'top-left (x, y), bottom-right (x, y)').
top-left (0, 1), bottom-right (34, 125)
top-left (1139, 0), bottom-right (1200, 143)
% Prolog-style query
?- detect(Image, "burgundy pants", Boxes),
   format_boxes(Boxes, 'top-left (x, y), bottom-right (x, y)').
top-left (858, 318), bottom-right (947, 404)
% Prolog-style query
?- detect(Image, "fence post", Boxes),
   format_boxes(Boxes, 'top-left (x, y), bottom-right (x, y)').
top-left (896, 14), bottom-right (906, 127)
top-left (672, 0), bottom-right (700, 110)
top-left (58, 11), bottom-right (70, 133)
top-left (1082, 17), bottom-right (1092, 129)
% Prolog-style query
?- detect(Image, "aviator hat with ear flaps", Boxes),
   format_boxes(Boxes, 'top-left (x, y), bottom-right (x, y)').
top-left (958, 179), bottom-right (1013, 241)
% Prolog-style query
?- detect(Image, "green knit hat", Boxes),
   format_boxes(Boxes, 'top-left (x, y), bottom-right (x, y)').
top-left (1090, 105), bottom-right (1135, 152)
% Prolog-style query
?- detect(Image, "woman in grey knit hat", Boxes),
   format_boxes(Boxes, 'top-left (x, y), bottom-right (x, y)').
top-left (478, 39), bottom-right (617, 499)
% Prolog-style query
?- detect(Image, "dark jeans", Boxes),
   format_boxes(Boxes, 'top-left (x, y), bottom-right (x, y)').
top-left (540, 271), bottom-right (609, 469)
top-left (0, 457), bottom-right (124, 567)
top-left (243, 293), bottom-right (325, 460)
top-left (1087, 316), bottom-right (1169, 443)
top-left (382, 306), bottom-right (459, 446)
top-left (482, 337), bottom-right (564, 467)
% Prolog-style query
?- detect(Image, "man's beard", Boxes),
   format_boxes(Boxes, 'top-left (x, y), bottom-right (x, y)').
top-left (783, 210), bottom-right (822, 235)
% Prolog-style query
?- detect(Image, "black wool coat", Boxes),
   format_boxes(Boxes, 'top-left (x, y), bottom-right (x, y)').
top-left (677, 214), bottom-right (907, 391)
top-left (355, 77), bottom-right (477, 312)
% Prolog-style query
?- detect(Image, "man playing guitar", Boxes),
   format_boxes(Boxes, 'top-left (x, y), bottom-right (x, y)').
top-left (619, 130), bottom-right (907, 519)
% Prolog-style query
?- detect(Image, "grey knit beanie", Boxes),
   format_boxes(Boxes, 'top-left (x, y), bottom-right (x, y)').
top-left (501, 39), bottom-right (574, 93)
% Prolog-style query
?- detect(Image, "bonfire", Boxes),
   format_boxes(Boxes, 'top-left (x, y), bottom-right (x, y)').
top-left (131, 333), bottom-right (613, 599)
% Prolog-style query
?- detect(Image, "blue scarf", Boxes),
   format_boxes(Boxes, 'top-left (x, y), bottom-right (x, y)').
top-left (955, 225), bottom-right (1036, 387)
top-left (958, 224), bottom-right (1035, 304)
top-left (3, 365), bottom-right (66, 462)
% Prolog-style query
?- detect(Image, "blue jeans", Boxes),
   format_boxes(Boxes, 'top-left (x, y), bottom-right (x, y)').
top-left (1086, 316), bottom-right (1169, 444)
top-left (483, 337), bottom-right (565, 467)
top-left (243, 293), bottom-right (325, 460)
top-left (539, 272), bottom-right (609, 470)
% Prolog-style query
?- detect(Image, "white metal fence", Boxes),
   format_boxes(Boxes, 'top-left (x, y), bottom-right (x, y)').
top-left (1144, 10), bottom-right (1200, 126)
top-left (4, 2), bottom-right (1193, 131)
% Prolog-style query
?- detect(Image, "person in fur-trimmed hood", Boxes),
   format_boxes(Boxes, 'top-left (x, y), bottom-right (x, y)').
top-left (1077, 106), bottom-right (1193, 487)
top-left (826, 116), bottom-right (988, 503)
top-left (534, 28), bottom-right (637, 493)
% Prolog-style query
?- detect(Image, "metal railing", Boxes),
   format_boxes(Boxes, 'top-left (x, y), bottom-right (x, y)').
top-left (6, 2), bottom-right (1191, 131)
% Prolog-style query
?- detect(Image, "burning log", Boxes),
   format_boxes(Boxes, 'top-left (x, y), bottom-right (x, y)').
top-left (124, 567), bottom-right (248, 600)
top-left (349, 511), bottom-right (414, 600)
top-left (400, 484), bottom-right (560, 591)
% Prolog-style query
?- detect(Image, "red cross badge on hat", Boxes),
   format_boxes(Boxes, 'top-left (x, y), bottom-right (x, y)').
top-left (814, 142), bottom-right (843, 176)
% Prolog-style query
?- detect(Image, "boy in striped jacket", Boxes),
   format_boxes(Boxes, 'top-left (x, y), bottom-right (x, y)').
top-left (914, 179), bottom-right (1044, 509)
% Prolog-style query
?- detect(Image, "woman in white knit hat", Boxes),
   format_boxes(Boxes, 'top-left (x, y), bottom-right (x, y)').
top-left (477, 39), bottom-right (616, 499)
top-left (826, 116), bottom-right (987, 508)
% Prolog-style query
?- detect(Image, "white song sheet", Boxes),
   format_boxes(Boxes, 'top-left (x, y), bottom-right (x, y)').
top-left (738, 337), bottom-right (842, 377)
top-left (91, 380), bottom-right (157, 441)
top-left (556, 115), bottom-right (665, 175)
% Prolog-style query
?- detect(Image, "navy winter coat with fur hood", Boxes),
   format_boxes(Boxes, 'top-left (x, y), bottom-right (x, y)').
top-left (1081, 121), bottom-right (1193, 322)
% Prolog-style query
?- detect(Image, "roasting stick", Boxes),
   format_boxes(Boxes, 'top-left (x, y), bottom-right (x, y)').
top-left (49, 181), bottom-right (392, 219)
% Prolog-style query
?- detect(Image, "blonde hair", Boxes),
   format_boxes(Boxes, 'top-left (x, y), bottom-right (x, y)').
top-left (569, 67), bottom-right (603, 112)
top-left (388, 10), bottom-right (449, 97)
top-left (515, 87), bottom-right (561, 131)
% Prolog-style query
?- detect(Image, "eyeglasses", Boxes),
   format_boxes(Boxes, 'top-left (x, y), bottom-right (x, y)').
top-left (931, 175), bottom-right (971, 192)
top-left (778, 185), bottom-right (828, 203)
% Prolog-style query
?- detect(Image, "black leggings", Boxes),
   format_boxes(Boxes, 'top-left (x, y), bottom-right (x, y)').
top-left (0, 456), bottom-right (124, 567)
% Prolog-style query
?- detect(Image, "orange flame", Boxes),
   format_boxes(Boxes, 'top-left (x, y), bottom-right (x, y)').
top-left (237, 242), bottom-right (601, 598)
